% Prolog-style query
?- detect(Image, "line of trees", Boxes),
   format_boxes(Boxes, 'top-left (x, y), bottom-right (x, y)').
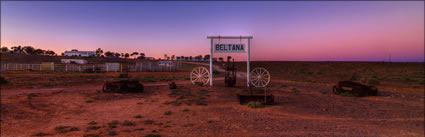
top-left (98, 48), bottom-right (146, 59)
top-left (0, 46), bottom-right (56, 56)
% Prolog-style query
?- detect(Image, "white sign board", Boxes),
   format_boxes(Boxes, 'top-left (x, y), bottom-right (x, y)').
top-left (214, 44), bottom-right (245, 53)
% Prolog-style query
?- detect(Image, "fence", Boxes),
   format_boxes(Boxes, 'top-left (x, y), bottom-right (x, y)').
top-left (0, 62), bottom-right (181, 72)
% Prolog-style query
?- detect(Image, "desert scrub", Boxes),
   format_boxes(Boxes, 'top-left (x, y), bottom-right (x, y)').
top-left (108, 129), bottom-right (118, 136)
top-left (247, 101), bottom-right (263, 108)
top-left (368, 79), bottom-right (380, 85)
top-left (159, 76), bottom-right (174, 81)
top-left (27, 93), bottom-right (39, 99)
top-left (87, 126), bottom-right (101, 130)
top-left (86, 100), bottom-right (93, 103)
top-left (144, 120), bottom-right (155, 124)
top-left (54, 126), bottom-right (80, 133)
top-left (0, 76), bottom-right (9, 85)
top-left (320, 90), bottom-right (328, 94)
top-left (32, 132), bottom-right (51, 136)
top-left (182, 108), bottom-right (190, 112)
top-left (88, 121), bottom-right (97, 125)
top-left (108, 120), bottom-right (119, 128)
top-left (292, 88), bottom-right (300, 94)
top-left (134, 115), bottom-right (143, 119)
top-left (144, 134), bottom-right (161, 137)
top-left (83, 134), bottom-right (100, 137)
top-left (164, 111), bottom-right (172, 115)
top-left (340, 92), bottom-right (353, 97)
top-left (141, 76), bottom-right (156, 82)
top-left (122, 120), bottom-right (136, 126)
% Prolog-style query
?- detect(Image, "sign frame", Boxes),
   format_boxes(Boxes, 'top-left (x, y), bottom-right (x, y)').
top-left (207, 36), bottom-right (253, 87)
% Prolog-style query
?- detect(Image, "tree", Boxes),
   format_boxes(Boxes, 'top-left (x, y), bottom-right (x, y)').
top-left (115, 53), bottom-right (121, 58)
top-left (131, 52), bottom-right (139, 58)
top-left (45, 50), bottom-right (56, 56)
top-left (34, 49), bottom-right (45, 55)
top-left (171, 55), bottom-right (175, 60)
top-left (104, 51), bottom-right (114, 57)
top-left (164, 54), bottom-right (168, 60)
top-left (11, 46), bottom-right (23, 54)
top-left (139, 53), bottom-right (145, 59)
top-left (204, 54), bottom-right (210, 60)
top-left (124, 53), bottom-right (130, 58)
top-left (1, 47), bottom-right (8, 53)
top-left (23, 46), bottom-right (35, 54)
top-left (95, 48), bottom-right (103, 57)
top-left (219, 57), bottom-right (224, 62)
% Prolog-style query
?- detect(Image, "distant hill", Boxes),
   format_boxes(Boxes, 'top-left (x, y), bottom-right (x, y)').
top-left (0, 53), bottom-right (147, 64)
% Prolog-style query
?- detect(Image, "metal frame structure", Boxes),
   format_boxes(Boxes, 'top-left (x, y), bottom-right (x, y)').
top-left (207, 36), bottom-right (253, 87)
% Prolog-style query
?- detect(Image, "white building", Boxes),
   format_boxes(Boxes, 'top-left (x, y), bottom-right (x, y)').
top-left (61, 59), bottom-right (88, 64)
top-left (64, 49), bottom-right (95, 57)
top-left (158, 61), bottom-right (173, 66)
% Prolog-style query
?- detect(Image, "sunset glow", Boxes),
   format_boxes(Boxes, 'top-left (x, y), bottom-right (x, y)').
top-left (1, 1), bottom-right (424, 62)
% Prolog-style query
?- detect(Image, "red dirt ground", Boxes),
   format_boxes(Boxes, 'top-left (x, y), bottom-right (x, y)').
top-left (1, 78), bottom-right (423, 137)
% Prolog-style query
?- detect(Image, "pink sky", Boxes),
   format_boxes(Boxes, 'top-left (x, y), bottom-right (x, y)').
top-left (1, 1), bottom-right (424, 62)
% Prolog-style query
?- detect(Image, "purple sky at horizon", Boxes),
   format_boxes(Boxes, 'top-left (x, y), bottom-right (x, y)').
top-left (1, 1), bottom-right (424, 62)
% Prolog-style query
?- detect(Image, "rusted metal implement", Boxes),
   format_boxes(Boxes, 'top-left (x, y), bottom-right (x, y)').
top-left (237, 67), bottom-right (274, 105)
top-left (102, 63), bottom-right (144, 93)
top-left (237, 93), bottom-right (274, 105)
top-left (333, 81), bottom-right (378, 97)
top-left (103, 80), bottom-right (144, 93)
top-left (224, 56), bottom-right (237, 87)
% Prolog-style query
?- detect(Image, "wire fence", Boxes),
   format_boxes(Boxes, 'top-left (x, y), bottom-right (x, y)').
top-left (0, 62), bottom-right (181, 72)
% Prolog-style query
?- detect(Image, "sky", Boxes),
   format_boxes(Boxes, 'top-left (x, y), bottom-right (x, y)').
top-left (1, 1), bottom-right (424, 62)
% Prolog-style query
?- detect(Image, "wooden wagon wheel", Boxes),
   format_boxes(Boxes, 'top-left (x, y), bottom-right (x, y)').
top-left (250, 67), bottom-right (270, 88)
top-left (190, 67), bottom-right (210, 86)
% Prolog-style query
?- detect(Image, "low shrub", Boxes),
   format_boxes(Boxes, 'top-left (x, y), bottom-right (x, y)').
top-left (122, 120), bottom-right (135, 126)
top-left (144, 134), bottom-right (161, 137)
top-left (164, 111), bottom-right (172, 115)
top-left (340, 92), bottom-right (353, 97)
top-left (247, 101), bottom-right (263, 108)
top-left (0, 77), bottom-right (9, 85)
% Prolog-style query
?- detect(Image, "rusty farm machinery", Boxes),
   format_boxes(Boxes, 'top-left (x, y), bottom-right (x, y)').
top-left (102, 63), bottom-right (144, 93)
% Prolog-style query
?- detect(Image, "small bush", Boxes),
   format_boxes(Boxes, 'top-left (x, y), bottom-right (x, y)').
top-left (88, 121), bottom-right (97, 125)
top-left (144, 120), bottom-right (155, 124)
top-left (144, 134), bottom-right (161, 137)
top-left (182, 109), bottom-right (190, 112)
top-left (83, 134), bottom-right (100, 137)
top-left (340, 92), bottom-right (353, 97)
top-left (247, 101), bottom-right (263, 108)
top-left (122, 120), bottom-right (136, 126)
top-left (0, 77), bottom-right (9, 85)
top-left (32, 132), bottom-right (51, 136)
top-left (122, 129), bottom-right (132, 132)
top-left (108, 120), bottom-right (119, 128)
top-left (134, 115), bottom-right (143, 119)
top-left (137, 102), bottom-right (143, 105)
top-left (134, 128), bottom-right (145, 131)
top-left (54, 126), bottom-right (80, 133)
top-left (292, 88), bottom-right (299, 94)
top-left (320, 90), bottom-right (328, 94)
top-left (27, 93), bottom-right (38, 99)
top-left (87, 126), bottom-right (101, 130)
top-left (368, 79), bottom-right (380, 85)
top-left (142, 76), bottom-right (156, 82)
top-left (86, 100), bottom-right (93, 103)
top-left (164, 111), bottom-right (172, 115)
top-left (108, 129), bottom-right (117, 136)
